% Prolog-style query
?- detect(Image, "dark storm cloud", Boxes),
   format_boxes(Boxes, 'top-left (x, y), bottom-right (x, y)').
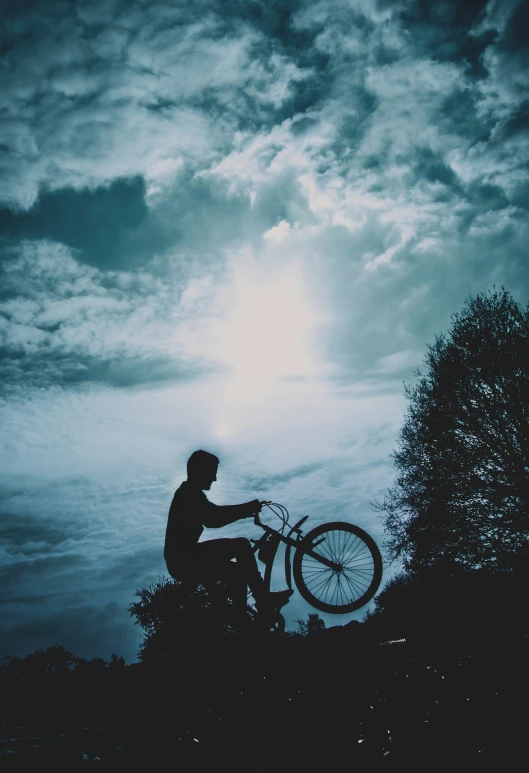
top-left (2, 164), bottom-right (311, 274)
top-left (397, 0), bottom-right (495, 75)
top-left (0, 177), bottom-right (156, 270)
top-left (490, 0), bottom-right (529, 82)
top-left (0, 346), bottom-right (214, 390)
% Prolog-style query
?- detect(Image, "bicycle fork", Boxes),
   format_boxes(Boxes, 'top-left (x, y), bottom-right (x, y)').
top-left (254, 516), bottom-right (342, 597)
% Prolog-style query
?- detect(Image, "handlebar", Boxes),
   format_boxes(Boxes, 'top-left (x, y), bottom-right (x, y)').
top-left (254, 501), bottom-right (271, 526)
top-left (254, 501), bottom-right (289, 531)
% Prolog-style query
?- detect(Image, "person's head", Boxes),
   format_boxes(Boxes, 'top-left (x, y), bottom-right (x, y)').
top-left (187, 450), bottom-right (219, 490)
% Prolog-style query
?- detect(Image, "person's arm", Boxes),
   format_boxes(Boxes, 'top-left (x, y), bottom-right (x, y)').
top-left (202, 498), bottom-right (261, 528)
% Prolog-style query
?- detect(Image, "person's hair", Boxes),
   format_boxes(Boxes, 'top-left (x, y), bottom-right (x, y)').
top-left (187, 450), bottom-right (219, 478)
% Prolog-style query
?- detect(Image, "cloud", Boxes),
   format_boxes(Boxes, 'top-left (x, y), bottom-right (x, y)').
top-left (242, 461), bottom-right (328, 492)
top-left (263, 219), bottom-right (293, 242)
top-left (0, 0), bottom-right (312, 211)
top-left (0, 237), bottom-right (234, 388)
top-left (0, 177), bottom-right (153, 269)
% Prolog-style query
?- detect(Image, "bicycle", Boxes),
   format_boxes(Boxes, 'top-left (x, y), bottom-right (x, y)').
top-left (250, 502), bottom-right (383, 631)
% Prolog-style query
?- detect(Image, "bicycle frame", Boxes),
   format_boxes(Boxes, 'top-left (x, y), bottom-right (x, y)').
top-left (251, 512), bottom-right (341, 596)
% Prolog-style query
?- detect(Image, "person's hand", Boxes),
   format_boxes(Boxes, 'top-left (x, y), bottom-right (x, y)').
top-left (249, 499), bottom-right (263, 514)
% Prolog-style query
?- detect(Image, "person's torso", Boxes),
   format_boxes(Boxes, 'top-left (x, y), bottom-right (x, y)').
top-left (164, 481), bottom-right (208, 563)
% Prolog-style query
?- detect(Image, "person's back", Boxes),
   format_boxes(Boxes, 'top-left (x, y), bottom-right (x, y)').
top-left (164, 480), bottom-right (210, 576)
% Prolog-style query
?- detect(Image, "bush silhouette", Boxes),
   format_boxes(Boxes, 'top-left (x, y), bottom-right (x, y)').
top-left (364, 563), bottom-right (529, 648)
top-left (129, 575), bottom-right (252, 663)
top-left (295, 613), bottom-right (326, 636)
top-left (3, 644), bottom-right (77, 679)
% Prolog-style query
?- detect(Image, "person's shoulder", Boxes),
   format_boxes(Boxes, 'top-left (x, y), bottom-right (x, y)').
top-left (170, 481), bottom-right (187, 501)
top-left (173, 481), bottom-right (207, 501)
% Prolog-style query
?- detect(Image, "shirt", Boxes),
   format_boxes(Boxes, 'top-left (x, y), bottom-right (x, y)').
top-left (164, 481), bottom-right (256, 573)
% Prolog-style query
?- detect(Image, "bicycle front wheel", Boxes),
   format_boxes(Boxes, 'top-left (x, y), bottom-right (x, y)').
top-left (293, 522), bottom-right (383, 614)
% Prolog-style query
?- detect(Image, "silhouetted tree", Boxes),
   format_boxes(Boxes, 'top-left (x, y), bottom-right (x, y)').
top-left (108, 653), bottom-right (126, 669)
top-left (3, 645), bottom-right (77, 678)
top-left (73, 656), bottom-right (108, 673)
top-left (364, 563), bottom-right (529, 650)
top-left (377, 288), bottom-right (529, 573)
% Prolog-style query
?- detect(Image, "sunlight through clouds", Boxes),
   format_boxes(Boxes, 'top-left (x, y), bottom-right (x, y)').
top-left (211, 255), bottom-right (325, 435)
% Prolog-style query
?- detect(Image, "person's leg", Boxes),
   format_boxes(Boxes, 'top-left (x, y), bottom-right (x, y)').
top-left (194, 538), bottom-right (262, 609)
top-left (225, 537), bottom-right (267, 607)
top-left (195, 538), bottom-right (292, 613)
top-left (214, 561), bottom-right (248, 611)
top-left (221, 538), bottom-right (293, 613)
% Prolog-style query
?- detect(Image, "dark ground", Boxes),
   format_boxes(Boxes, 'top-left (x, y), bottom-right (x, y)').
top-left (1, 618), bottom-right (527, 770)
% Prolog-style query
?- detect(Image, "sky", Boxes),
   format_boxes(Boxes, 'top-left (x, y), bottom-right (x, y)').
top-left (1, 0), bottom-right (528, 662)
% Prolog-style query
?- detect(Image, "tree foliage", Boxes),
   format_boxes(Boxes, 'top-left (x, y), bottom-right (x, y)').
top-left (378, 288), bottom-right (529, 573)
top-left (129, 576), bottom-right (331, 663)
top-left (295, 613), bottom-right (326, 636)
top-left (2, 645), bottom-right (77, 678)
top-left (129, 576), bottom-right (246, 663)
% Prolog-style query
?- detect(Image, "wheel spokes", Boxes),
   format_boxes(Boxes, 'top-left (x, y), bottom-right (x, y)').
top-left (300, 529), bottom-right (377, 607)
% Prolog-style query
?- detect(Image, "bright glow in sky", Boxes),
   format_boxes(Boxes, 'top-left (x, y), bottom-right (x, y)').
top-left (213, 257), bottom-right (324, 436)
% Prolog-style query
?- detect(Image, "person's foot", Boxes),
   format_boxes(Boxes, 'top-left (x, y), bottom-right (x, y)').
top-left (258, 589), bottom-right (293, 612)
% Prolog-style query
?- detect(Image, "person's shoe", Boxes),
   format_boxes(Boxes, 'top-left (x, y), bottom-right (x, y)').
top-left (262, 589), bottom-right (294, 611)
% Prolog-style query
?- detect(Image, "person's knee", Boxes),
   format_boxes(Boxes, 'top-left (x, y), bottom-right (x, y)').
top-left (232, 537), bottom-right (252, 557)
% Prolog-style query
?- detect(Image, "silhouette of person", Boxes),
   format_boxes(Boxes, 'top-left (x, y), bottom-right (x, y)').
top-left (164, 450), bottom-right (293, 617)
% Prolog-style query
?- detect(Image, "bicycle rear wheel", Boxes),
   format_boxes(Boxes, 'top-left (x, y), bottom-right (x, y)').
top-left (293, 522), bottom-right (382, 614)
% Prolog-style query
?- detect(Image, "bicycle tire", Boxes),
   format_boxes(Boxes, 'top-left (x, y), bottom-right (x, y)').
top-left (293, 522), bottom-right (383, 614)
